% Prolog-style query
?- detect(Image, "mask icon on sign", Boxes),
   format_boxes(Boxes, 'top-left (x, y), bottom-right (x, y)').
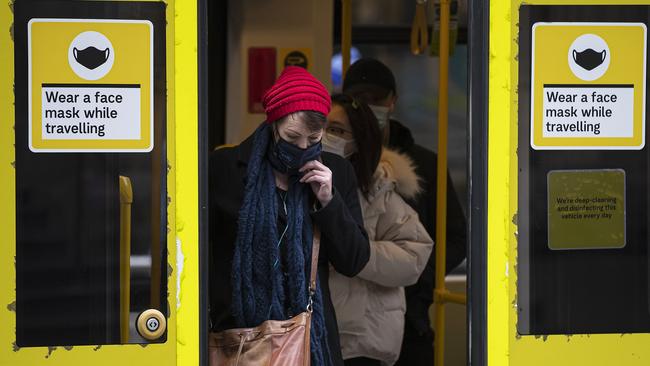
top-left (73, 46), bottom-right (110, 70)
top-left (572, 48), bottom-right (606, 71)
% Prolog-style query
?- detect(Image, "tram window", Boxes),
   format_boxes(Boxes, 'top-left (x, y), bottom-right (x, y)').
top-left (517, 5), bottom-right (650, 335)
top-left (13, 1), bottom-right (168, 346)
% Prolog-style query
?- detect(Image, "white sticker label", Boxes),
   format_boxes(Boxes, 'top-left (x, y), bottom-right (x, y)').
top-left (41, 86), bottom-right (141, 140)
top-left (542, 86), bottom-right (634, 138)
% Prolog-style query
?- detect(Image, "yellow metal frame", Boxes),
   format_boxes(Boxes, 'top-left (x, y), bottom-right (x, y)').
top-left (432, 1), bottom-right (466, 366)
top-left (410, 0), bottom-right (429, 55)
top-left (488, 1), bottom-right (650, 365)
top-left (119, 176), bottom-right (134, 344)
top-left (0, 0), bottom-right (199, 364)
top-left (433, 1), bottom-right (451, 365)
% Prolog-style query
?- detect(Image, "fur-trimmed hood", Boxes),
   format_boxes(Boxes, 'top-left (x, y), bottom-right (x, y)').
top-left (370, 148), bottom-right (422, 200)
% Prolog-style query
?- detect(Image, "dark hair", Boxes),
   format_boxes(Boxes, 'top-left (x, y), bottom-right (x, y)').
top-left (276, 111), bottom-right (327, 132)
top-left (343, 84), bottom-right (393, 105)
top-left (331, 94), bottom-right (382, 197)
top-left (342, 58), bottom-right (397, 104)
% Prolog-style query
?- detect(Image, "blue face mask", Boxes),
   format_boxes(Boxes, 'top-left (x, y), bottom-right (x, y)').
top-left (268, 134), bottom-right (322, 176)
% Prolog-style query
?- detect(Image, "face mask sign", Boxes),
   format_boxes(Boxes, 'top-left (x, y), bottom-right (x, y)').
top-left (268, 127), bottom-right (322, 176)
top-left (368, 104), bottom-right (390, 130)
top-left (322, 132), bottom-right (357, 158)
top-left (572, 48), bottom-right (606, 71)
top-left (73, 46), bottom-right (110, 70)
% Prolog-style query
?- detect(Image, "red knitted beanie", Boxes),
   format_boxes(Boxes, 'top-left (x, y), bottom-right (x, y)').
top-left (262, 66), bottom-right (331, 123)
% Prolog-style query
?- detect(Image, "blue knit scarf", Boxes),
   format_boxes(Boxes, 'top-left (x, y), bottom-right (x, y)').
top-left (231, 123), bottom-right (332, 366)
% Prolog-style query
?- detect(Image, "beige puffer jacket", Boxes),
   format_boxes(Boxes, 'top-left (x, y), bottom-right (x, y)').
top-left (329, 148), bottom-right (434, 365)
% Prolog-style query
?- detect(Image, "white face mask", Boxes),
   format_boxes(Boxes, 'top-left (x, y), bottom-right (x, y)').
top-left (368, 104), bottom-right (390, 130)
top-left (322, 132), bottom-right (357, 158)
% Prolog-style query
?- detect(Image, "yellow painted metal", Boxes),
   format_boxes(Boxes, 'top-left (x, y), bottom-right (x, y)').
top-left (174, 0), bottom-right (200, 364)
top-left (433, 1), bottom-right (451, 366)
top-left (487, 2), bottom-right (514, 365)
top-left (341, 0), bottom-right (352, 77)
top-left (150, 132), bottom-right (163, 310)
top-left (410, 0), bottom-right (429, 55)
top-left (119, 176), bottom-right (134, 344)
top-left (0, 1), bottom-right (18, 364)
top-left (0, 0), bottom-right (187, 364)
top-left (488, 1), bottom-right (650, 365)
top-left (435, 289), bottom-right (467, 305)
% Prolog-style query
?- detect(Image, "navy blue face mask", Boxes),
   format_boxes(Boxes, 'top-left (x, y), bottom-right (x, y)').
top-left (268, 133), bottom-right (322, 176)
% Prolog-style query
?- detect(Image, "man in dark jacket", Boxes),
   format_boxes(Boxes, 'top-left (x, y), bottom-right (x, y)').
top-left (343, 58), bottom-right (467, 366)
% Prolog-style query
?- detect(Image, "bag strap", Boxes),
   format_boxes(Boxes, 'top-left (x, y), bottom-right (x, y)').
top-left (307, 225), bottom-right (321, 312)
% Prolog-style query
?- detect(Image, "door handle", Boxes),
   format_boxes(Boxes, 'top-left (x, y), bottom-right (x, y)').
top-left (119, 175), bottom-right (133, 343)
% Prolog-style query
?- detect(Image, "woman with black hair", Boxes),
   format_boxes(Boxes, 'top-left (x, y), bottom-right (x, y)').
top-left (323, 94), bottom-right (433, 366)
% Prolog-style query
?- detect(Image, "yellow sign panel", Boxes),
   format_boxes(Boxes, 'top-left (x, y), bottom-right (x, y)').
top-left (29, 19), bottom-right (153, 152)
top-left (547, 169), bottom-right (626, 250)
top-left (531, 23), bottom-right (646, 150)
top-left (278, 48), bottom-right (312, 71)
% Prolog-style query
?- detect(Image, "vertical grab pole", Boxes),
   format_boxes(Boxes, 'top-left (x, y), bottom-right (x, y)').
top-left (434, 0), bottom-right (451, 365)
top-left (119, 176), bottom-right (133, 343)
top-left (341, 0), bottom-right (352, 77)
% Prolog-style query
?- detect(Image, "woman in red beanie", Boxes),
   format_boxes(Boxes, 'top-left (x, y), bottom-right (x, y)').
top-left (209, 66), bottom-right (370, 366)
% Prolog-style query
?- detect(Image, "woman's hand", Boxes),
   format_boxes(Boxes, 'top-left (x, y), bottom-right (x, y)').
top-left (299, 160), bottom-right (333, 207)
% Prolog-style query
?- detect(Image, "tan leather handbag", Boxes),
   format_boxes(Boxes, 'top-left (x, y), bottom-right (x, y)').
top-left (209, 227), bottom-right (321, 366)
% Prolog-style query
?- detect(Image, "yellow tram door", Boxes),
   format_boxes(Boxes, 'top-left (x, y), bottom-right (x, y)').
top-left (478, 1), bottom-right (650, 365)
top-left (0, 0), bottom-right (201, 365)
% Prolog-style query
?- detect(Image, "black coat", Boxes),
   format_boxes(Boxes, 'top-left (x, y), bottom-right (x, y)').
top-left (387, 119), bottom-right (468, 338)
top-left (208, 132), bottom-right (370, 366)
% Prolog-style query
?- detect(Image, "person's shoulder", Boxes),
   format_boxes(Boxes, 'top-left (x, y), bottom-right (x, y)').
top-left (410, 142), bottom-right (437, 160)
top-left (212, 130), bottom-right (258, 164)
top-left (211, 144), bottom-right (238, 158)
top-left (321, 151), bottom-right (356, 185)
top-left (388, 119), bottom-right (438, 161)
top-left (378, 148), bottom-right (422, 200)
top-left (321, 151), bottom-right (352, 171)
top-left (209, 144), bottom-right (240, 171)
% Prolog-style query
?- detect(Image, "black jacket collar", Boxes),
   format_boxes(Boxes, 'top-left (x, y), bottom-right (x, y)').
top-left (388, 119), bottom-right (415, 151)
top-left (236, 129), bottom-right (258, 167)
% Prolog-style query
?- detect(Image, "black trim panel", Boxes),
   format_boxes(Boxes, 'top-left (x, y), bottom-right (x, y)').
top-left (467, 0), bottom-right (488, 364)
top-left (198, 0), bottom-right (209, 364)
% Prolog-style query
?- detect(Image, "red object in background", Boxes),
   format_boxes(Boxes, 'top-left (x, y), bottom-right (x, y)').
top-left (248, 47), bottom-right (277, 114)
